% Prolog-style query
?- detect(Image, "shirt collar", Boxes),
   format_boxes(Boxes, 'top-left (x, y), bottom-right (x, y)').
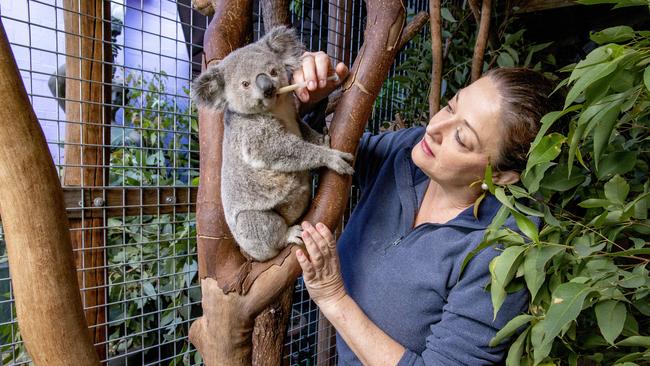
top-left (406, 146), bottom-right (502, 231)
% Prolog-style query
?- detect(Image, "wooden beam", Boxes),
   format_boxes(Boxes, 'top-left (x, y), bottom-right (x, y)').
top-left (63, 187), bottom-right (198, 219)
top-left (62, 0), bottom-right (111, 360)
top-left (0, 187), bottom-right (198, 222)
top-left (0, 18), bottom-right (101, 366)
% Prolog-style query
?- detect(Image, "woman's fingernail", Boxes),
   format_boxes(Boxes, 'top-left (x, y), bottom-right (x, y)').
top-left (308, 80), bottom-right (316, 90)
top-left (316, 223), bottom-right (325, 230)
top-left (319, 79), bottom-right (326, 87)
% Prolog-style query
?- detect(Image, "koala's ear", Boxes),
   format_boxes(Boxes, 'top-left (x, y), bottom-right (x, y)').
top-left (191, 66), bottom-right (226, 109)
top-left (261, 26), bottom-right (305, 71)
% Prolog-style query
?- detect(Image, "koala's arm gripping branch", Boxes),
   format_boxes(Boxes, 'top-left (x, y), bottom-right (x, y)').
top-left (192, 1), bottom-right (406, 365)
top-left (240, 122), bottom-right (344, 173)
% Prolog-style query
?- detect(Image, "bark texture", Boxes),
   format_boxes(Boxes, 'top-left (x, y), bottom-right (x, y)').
top-left (429, 0), bottom-right (443, 117)
top-left (190, 1), bottom-right (406, 365)
top-left (0, 19), bottom-right (101, 366)
top-left (471, 0), bottom-right (492, 82)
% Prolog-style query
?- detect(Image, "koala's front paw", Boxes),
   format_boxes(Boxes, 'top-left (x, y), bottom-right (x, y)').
top-left (285, 225), bottom-right (304, 245)
top-left (327, 149), bottom-right (355, 175)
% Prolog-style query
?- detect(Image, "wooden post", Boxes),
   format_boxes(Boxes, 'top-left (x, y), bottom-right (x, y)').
top-left (62, 0), bottom-right (112, 360)
top-left (0, 19), bottom-right (101, 366)
top-left (327, 0), bottom-right (353, 66)
top-left (189, 1), bottom-right (406, 365)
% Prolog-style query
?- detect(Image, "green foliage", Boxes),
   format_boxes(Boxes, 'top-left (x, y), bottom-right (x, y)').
top-left (378, 3), bottom-right (556, 127)
top-left (108, 71), bottom-right (200, 364)
top-left (479, 20), bottom-right (650, 366)
top-left (290, 0), bottom-right (304, 17)
top-left (110, 71), bottom-right (199, 187)
top-left (106, 213), bottom-right (199, 363)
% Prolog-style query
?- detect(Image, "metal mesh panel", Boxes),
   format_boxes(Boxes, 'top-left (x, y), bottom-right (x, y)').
top-left (0, 0), bottom-right (430, 364)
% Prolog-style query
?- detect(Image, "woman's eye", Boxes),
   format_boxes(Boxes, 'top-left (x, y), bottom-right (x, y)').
top-left (445, 104), bottom-right (454, 113)
top-left (241, 80), bottom-right (250, 88)
top-left (270, 69), bottom-right (278, 77)
top-left (455, 128), bottom-right (467, 148)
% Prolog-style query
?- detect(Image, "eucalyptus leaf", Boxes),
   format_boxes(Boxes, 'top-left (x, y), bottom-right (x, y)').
top-left (590, 25), bottom-right (635, 44)
top-left (489, 314), bottom-right (533, 347)
top-left (537, 282), bottom-right (592, 348)
top-left (498, 52), bottom-right (515, 68)
top-left (440, 7), bottom-right (457, 23)
top-left (526, 133), bottom-right (565, 170)
top-left (604, 175), bottom-right (630, 205)
top-left (616, 336), bottom-right (650, 347)
top-left (490, 246), bottom-right (526, 319)
top-left (593, 104), bottom-right (622, 168)
top-left (596, 151), bottom-right (637, 180)
top-left (511, 210), bottom-right (539, 243)
top-left (505, 328), bottom-right (529, 366)
top-left (524, 245), bottom-right (565, 300)
top-left (565, 58), bottom-right (620, 108)
top-left (595, 300), bottom-right (626, 344)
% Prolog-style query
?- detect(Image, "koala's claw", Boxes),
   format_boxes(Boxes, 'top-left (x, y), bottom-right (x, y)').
top-left (339, 151), bottom-right (354, 162)
top-left (328, 151), bottom-right (355, 175)
top-left (285, 225), bottom-right (304, 245)
top-left (322, 133), bottom-right (331, 147)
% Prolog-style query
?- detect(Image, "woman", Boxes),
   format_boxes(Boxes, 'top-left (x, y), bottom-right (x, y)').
top-left (292, 52), bottom-right (558, 365)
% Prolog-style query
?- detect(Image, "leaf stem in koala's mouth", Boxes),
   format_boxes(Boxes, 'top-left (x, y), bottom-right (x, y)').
top-left (276, 74), bottom-right (339, 95)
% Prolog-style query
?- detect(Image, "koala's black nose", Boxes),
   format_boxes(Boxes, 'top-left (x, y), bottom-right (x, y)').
top-left (255, 73), bottom-right (276, 98)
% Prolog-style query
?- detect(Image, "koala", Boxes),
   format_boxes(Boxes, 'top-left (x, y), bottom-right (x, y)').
top-left (192, 26), bottom-right (354, 262)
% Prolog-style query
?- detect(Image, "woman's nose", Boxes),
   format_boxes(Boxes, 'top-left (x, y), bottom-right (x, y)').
top-left (426, 121), bottom-right (447, 145)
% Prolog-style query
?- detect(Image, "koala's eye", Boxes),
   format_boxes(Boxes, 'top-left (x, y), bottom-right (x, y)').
top-left (270, 69), bottom-right (278, 77)
top-left (241, 80), bottom-right (250, 88)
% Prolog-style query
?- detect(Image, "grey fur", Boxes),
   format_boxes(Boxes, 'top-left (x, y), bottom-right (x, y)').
top-left (191, 26), bottom-right (354, 261)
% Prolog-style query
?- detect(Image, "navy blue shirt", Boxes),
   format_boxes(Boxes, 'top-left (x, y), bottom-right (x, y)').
top-left (335, 127), bottom-right (528, 365)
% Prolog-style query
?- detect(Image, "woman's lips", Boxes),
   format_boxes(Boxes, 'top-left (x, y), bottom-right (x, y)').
top-left (421, 138), bottom-right (434, 157)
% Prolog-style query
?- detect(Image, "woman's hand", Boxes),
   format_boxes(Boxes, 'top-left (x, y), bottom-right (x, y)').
top-left (296, 221), bottom-right (347, 309)
top-left (292, 51), bottom-right (349, 107)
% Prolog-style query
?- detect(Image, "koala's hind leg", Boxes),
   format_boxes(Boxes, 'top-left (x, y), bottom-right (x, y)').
top-left (234, 210), bottom-right (302, 262)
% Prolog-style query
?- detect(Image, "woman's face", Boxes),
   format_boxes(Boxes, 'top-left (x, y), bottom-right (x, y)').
top-left (411, 76), bottom-right (505, 190)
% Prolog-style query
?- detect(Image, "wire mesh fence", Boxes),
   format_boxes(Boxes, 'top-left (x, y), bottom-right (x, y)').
top-left (0, 0), bottom-right (430, 364)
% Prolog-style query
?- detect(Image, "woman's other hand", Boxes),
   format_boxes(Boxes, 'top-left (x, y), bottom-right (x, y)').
top-left (292, 51), bottom-right (348, 107)
top-left (296, 221), bottom-right (347, 309)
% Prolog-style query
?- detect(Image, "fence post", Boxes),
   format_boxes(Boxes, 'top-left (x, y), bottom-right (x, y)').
top-left (62, 0), bottom-right (112, 360)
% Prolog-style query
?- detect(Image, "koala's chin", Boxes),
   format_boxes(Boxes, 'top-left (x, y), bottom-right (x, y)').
top-left (258, 95), bottom-right (279, 111)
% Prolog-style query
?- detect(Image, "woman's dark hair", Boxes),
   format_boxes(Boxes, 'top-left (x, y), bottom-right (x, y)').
top-left (483, 67), bottom-right (563, 173)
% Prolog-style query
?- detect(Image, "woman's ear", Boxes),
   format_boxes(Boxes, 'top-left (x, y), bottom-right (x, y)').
top-left (493, 170), bottom-right (520, 185)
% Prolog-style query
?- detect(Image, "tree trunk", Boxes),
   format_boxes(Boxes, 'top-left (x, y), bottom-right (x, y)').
top-left (256, 2), bottom-right (295, 364)
top-left (190, 1), bottom-right (406, 365)
top-left (429, 0), bottom-right (443, 117)
top-left (62, 0), bottom-right (112, 360)
top-left (471, 0), bottom-right (492, 82)
top-left (0, 19), bottom-right (101, 366)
